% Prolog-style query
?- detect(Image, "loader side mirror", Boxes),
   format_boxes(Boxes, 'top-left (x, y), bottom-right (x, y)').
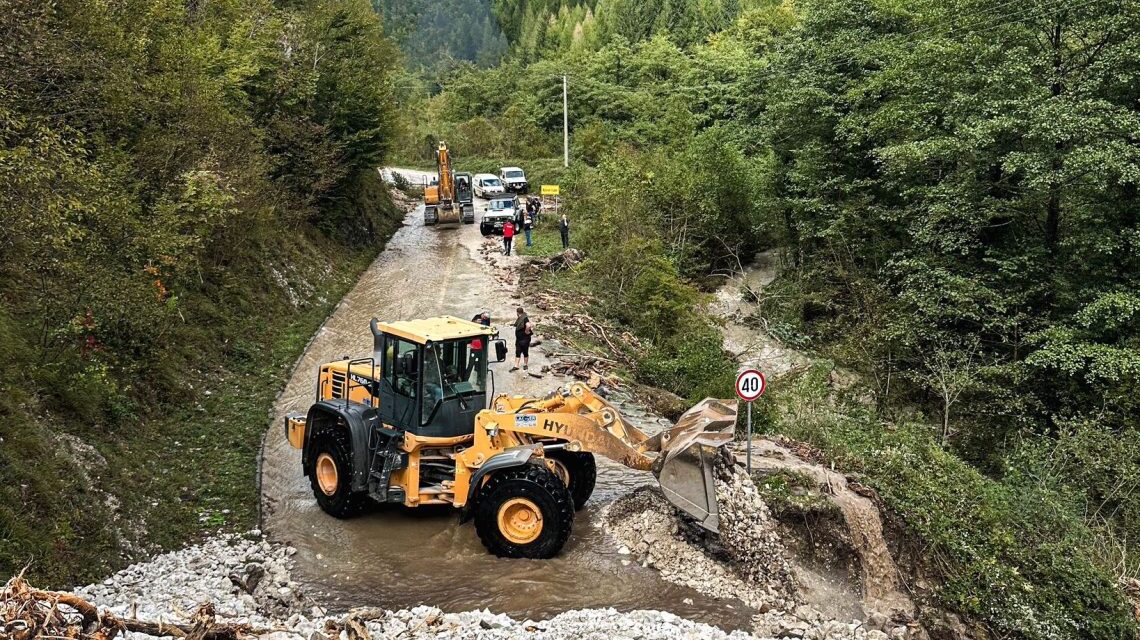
top-left (492, 339), bottom-right (507, 363)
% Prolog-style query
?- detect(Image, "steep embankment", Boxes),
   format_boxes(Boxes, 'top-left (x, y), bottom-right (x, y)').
top-left (0, 0), bottom-right (398, 587)
top-left (1, 170), bottom-right (403, 587)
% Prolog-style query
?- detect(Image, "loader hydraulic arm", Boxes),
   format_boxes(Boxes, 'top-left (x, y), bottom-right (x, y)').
top-left (467, 382), bottom-right (738, 531)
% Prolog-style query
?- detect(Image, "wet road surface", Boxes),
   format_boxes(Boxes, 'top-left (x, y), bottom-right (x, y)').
top-left (259, 170), bottom-right (755, 629)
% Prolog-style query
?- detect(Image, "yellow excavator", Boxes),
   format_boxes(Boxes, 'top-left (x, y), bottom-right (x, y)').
top-left (423, 142), bottom-right (474, 226)
top-left (284, 316), bottom-right (737, 558)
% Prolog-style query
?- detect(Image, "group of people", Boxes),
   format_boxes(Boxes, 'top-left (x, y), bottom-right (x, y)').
top-left (470, 308), bottom-right (534, 372)
top-left (501, 205), bottom-right (571, 256)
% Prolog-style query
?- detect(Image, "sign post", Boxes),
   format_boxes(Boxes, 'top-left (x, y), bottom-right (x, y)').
top-left (540, 185), bottom-right (560, 211)
top-left (734, 368), bottom-right (767, 473)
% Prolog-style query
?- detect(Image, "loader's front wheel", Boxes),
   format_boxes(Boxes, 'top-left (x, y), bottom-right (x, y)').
top-left (474, 465), bottom-right (573, 559)
top-left (307, 431), bottom-right (368, 519)
top-left (545, 450), bottom-right (596, 511)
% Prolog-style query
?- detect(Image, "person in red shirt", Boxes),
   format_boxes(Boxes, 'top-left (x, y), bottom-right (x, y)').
top-left (502, 220), bottom-right (515, 256)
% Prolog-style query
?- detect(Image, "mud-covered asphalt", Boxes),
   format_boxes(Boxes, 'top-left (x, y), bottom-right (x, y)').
top-left (258, 169), bottom-right (755, 629)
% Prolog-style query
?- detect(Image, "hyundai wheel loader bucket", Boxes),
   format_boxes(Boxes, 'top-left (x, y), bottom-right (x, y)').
top-left (649, 398), bottom-right (738, 533)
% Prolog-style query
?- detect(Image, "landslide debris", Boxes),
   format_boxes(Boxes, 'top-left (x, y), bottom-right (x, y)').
top-left (3, 533), bottom-right (764, 640)
top-left (602, 446), bottom-right (928, 640)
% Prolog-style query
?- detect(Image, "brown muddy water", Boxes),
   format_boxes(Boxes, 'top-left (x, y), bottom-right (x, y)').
top-left (259, 170), bottom-right (755, 629)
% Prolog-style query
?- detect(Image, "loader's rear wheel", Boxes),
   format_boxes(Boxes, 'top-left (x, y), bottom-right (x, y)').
top-left (307, 430), bottom-right (368, 519)
top-left (545, 450), bottom-right (596, 511)
top-left (474, 465), bottom-right (573, 559)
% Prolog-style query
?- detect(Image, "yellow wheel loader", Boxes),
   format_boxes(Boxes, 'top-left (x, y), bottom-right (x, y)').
top-left (423, 142), bottom-right (474, 226)
top-left (284, 316), bottom-right (737, 558)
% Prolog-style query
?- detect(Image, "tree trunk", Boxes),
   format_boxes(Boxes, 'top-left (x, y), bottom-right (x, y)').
top-left (1045, 20), bottom-right (1066, 255)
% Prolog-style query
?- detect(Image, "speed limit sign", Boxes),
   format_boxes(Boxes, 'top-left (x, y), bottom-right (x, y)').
top-left (735, 369), bottom-right (766, 402)
top-left (735, 368), bottom-right (766, 473)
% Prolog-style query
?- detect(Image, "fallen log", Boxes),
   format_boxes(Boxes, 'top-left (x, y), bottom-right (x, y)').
top-left (3, 578), bottom-right (263, 640)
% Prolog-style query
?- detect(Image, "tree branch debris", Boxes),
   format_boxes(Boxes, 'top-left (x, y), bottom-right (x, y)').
top-left (2, 577), bottom-right (263, 640)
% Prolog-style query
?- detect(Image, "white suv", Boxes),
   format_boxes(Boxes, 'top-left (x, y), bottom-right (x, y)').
top-left (473, 173), bottom-right (505, 198)
top-left (480, 194), bottom-right (521, 236)
top-left (499, 167), bottom-right (528, 194)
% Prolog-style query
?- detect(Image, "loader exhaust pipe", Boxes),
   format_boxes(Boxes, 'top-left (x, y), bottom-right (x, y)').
top-left (370, 318), bottom-right (384, 358)
top-left (648, 398), bottom-right (738, 533)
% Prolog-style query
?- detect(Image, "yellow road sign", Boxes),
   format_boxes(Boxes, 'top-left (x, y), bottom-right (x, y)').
top-left (540, 184), bottom-right (560, 196)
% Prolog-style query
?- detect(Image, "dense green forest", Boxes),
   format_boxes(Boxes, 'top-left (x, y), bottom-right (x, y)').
top-left (372, 0), bottom-right (508, 72)
top-left (403, 0), bottom-right (1140, 636)
top-left (0, 0), bottom-right (401, 585)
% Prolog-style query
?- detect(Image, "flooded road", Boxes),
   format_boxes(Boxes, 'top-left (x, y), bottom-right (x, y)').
top-left (259, 170), bottom-right (755, 629)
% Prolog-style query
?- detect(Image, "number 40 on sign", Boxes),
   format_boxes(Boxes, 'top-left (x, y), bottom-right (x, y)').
top-left (735, 368), bottom-right (767, 472)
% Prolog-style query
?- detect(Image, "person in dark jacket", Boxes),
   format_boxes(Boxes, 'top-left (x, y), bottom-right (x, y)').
top-left (559, 213), bottom-right (570, 250)
top-left (509, 306), bottom-right (533, 372)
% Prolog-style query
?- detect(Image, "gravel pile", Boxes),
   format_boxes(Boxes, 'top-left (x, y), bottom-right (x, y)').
top-left (601, 488), bottom-right (776, 607)
top-left (601, 459), bottom-right (918, 640)
top-left (73, 531), bottom-right (313, 633)
top-left (713, 452), bottom-right (798, 598)
top-left (64, 531), bottom-right (760, 640)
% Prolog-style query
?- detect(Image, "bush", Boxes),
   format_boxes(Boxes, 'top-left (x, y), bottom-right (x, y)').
top-left (638, 321), bottom-right (735, 401)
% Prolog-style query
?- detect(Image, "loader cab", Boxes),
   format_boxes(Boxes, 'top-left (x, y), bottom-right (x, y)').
top-left (370, 316), bottom-right (504, 438)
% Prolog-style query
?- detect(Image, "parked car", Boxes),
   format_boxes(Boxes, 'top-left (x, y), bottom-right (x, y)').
top-left (480, 194), bottom-right (521, 236)
top-left (473, 173), bottom-right (505, 198)
top-left (499, 167), bottom-right (528, 194)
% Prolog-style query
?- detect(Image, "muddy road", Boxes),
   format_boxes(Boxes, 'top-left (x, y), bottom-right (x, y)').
top-left (259, 170), bottom-right (754, 629)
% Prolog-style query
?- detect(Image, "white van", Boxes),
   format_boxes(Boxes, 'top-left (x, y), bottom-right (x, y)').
top-left (473, 173), bottom-right (505, 198)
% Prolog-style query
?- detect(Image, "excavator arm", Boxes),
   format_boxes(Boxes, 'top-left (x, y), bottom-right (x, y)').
top-left (423, 142), bottom-right (462, 224)
top-left (467, 382), bottom-right (738, 531)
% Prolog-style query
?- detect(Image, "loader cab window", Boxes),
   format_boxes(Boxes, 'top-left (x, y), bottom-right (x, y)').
top-left (421, 338), bottom-right (486, 426)
top-left (385, 338), bottom-right (418, 399)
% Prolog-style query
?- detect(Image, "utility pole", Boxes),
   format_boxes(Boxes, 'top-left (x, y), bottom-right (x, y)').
top-left (562, 74), bottom-right (569, 168)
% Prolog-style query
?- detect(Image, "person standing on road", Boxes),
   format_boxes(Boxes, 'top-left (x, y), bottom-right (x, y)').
top-left (559, 214), bottom-right (570, 250)
top-left (523, 211), bottom-right (534, 247)
top-left (503, 220), bottom-right (515, 256)
top-left (510, 307), bottom-right (533, 372)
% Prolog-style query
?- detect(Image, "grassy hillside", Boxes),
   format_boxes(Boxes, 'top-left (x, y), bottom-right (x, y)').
top-left (0, 0), bottom-right (403, 586)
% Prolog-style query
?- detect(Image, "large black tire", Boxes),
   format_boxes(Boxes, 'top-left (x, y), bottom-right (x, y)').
top-left (474, 464), bottom-right (574, 559)
top-left (480, 223), bottom-right (492, 236)
top-left (545, 450), bottom-right (596, 511)
top-left (307, 430), bottom-right (368, 519)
